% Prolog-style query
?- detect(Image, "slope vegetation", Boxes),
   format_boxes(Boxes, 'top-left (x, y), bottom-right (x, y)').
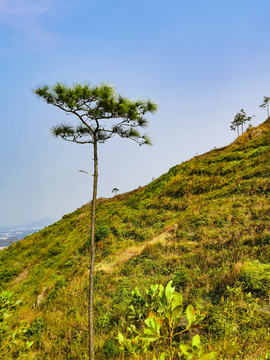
top-left (1, 120), bottom-right (270, 359)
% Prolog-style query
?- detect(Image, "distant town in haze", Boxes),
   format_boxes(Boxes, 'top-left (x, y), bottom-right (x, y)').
top-left (0, 217), bottom-right (54, 249)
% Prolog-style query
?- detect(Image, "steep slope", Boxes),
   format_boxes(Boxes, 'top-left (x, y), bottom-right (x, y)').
top-left (1, 120), bottom-right (270, 359)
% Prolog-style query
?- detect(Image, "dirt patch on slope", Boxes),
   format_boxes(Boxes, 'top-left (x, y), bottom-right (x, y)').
top-left (95, 232), bottom-right (171, 273)
top-left (13, 268), bottom-right (29, 284)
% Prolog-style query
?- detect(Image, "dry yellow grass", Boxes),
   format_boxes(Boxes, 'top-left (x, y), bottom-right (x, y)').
top-left (13, 268), bottom-right (29, 284)
top-left (95, 231), bottom-right (172, 273)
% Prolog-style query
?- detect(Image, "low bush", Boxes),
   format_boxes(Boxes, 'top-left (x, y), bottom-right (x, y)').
top-left (238, 261), bottom-right (270, 295)
top-left (172, 267), bottom-right (191, 291)
top-left (26, 316), bottom-right (46, 337)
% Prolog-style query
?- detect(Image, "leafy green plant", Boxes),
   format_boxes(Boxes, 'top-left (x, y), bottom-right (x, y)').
top-left (180, 334), bottom-right (216, 360)
top-left (118, 281), bottom-right (216, 360)
top-left (0, 290), bottom-right (33, 358)
top-left (0, 290), bottom-right (22, 320)
top-left (128, 284), bottom-right (163, 325)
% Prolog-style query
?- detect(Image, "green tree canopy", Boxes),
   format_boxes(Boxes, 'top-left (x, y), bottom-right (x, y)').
top-left (112, 187), bottom-right (119, 195)
top-left (34, 82), bottom-right (156, 145)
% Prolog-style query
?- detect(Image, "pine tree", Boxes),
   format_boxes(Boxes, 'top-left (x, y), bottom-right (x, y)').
top-left (259, 96), bottom-right (270, 118)
top-left (230, 109), bottom-right (253, 137)
top-left (34, 82), bottom-right (157, 360)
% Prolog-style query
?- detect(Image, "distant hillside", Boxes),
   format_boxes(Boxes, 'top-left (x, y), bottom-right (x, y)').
top-left (0, 120), bottom-right (270, 359)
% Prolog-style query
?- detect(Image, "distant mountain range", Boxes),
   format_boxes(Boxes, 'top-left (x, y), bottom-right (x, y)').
top-left (0, 217), bottom-right (54, 231)
top-left (0, 217), bottom-right (54, 248)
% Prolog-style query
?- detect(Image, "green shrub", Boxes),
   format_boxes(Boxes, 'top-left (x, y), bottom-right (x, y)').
top-left (95, 225), bottom-right (109, 242)
top-left (26, 316), bottom-right (46, 337)
top-left (102, 339), bottom-right (119, 359)
top-left (0, 268), bottom-right (19, 283)
top-left (172, 267), bottom-right (191, 291)
top-left (78, 224), bottom-right (109, 253)
top-left (95, 313), bottom-right (112, 331)
top-left (47, 241), bottom-right (63, 257)
top-left (238, 261), bottom-right (270, 295)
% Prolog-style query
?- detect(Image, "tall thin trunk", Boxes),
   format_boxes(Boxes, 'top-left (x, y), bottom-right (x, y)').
top-left (89, 138), bottom-right (98, 360)
top-left (267, 103), bottom-right (269, 118)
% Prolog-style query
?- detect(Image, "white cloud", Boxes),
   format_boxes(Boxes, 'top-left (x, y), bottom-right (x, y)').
top-left (0, 0), bottom-right (65, 51)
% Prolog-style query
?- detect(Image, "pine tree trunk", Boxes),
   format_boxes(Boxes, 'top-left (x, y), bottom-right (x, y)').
top-left (89, 138), bottom-right (98, 360)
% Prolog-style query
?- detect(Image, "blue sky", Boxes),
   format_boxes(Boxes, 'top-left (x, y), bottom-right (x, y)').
top-left (1, 0), bottom-right (270, 226)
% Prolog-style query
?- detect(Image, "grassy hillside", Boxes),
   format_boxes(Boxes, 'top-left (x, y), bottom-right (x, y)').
top-left (1, 120), bottom-right (270, 359)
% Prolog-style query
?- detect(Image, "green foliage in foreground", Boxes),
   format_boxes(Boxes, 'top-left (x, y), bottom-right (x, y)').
top-left (118, 281), bottom-right (216, 360)
top-left (0, 291), bottom-right (33, 359)
top-left (1, 119), bottom-right (270, 359)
